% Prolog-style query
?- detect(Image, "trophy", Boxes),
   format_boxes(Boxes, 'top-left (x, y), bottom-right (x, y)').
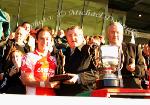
top-left (100, 45), bottom-right (122, 87)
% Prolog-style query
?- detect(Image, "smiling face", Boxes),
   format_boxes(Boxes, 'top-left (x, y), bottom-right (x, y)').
top-left (12, 51), bottom-right (23, 68)
top-left (15, 26), bottom-right (27, 43)
top-left (66, 26), bottom-right (85, 48)
top-left (107, 22), bottom-right (123, 46)
top-left (36, 30), bottom-right (52, 53)
top-left (22, 23), bottom-right (31, 34)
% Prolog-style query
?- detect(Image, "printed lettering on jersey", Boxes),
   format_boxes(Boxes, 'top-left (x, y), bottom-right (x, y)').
top-left (34, 56), bottom-right (56, 81)
top-left (21, 52), bottom-right (57, 81)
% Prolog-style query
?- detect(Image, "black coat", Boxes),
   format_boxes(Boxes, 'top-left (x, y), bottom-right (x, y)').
top-left (55, 47), bottom-right (84, 96)
top-left (79, 43), bottom-right (146, 89)
top-left (0, 39), bottom-right (30, 94)
top-left (121, 43), bottom-right (145, 89)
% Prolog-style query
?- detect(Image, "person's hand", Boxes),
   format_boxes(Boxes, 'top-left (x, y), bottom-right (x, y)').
top-left (63, 73), bottom-right (79, 84)
top-left (126, 63), bottom-right (135, 72)
top-left (0, 73), bottom-right (4, 80)
top-left (49, 81), bottom-right (60, 88)
top-left (9, 66), bottom-right (19, 76)
top-left (58, 39), bottom-right (62, 44)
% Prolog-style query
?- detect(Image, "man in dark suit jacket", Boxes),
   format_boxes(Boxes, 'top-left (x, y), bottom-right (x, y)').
top-left (55, 26), bottom-right (86, 96)
top-left (121, 42), bottom-right (145, 88)
top-left (99, 22), bottom-right (145, 89)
